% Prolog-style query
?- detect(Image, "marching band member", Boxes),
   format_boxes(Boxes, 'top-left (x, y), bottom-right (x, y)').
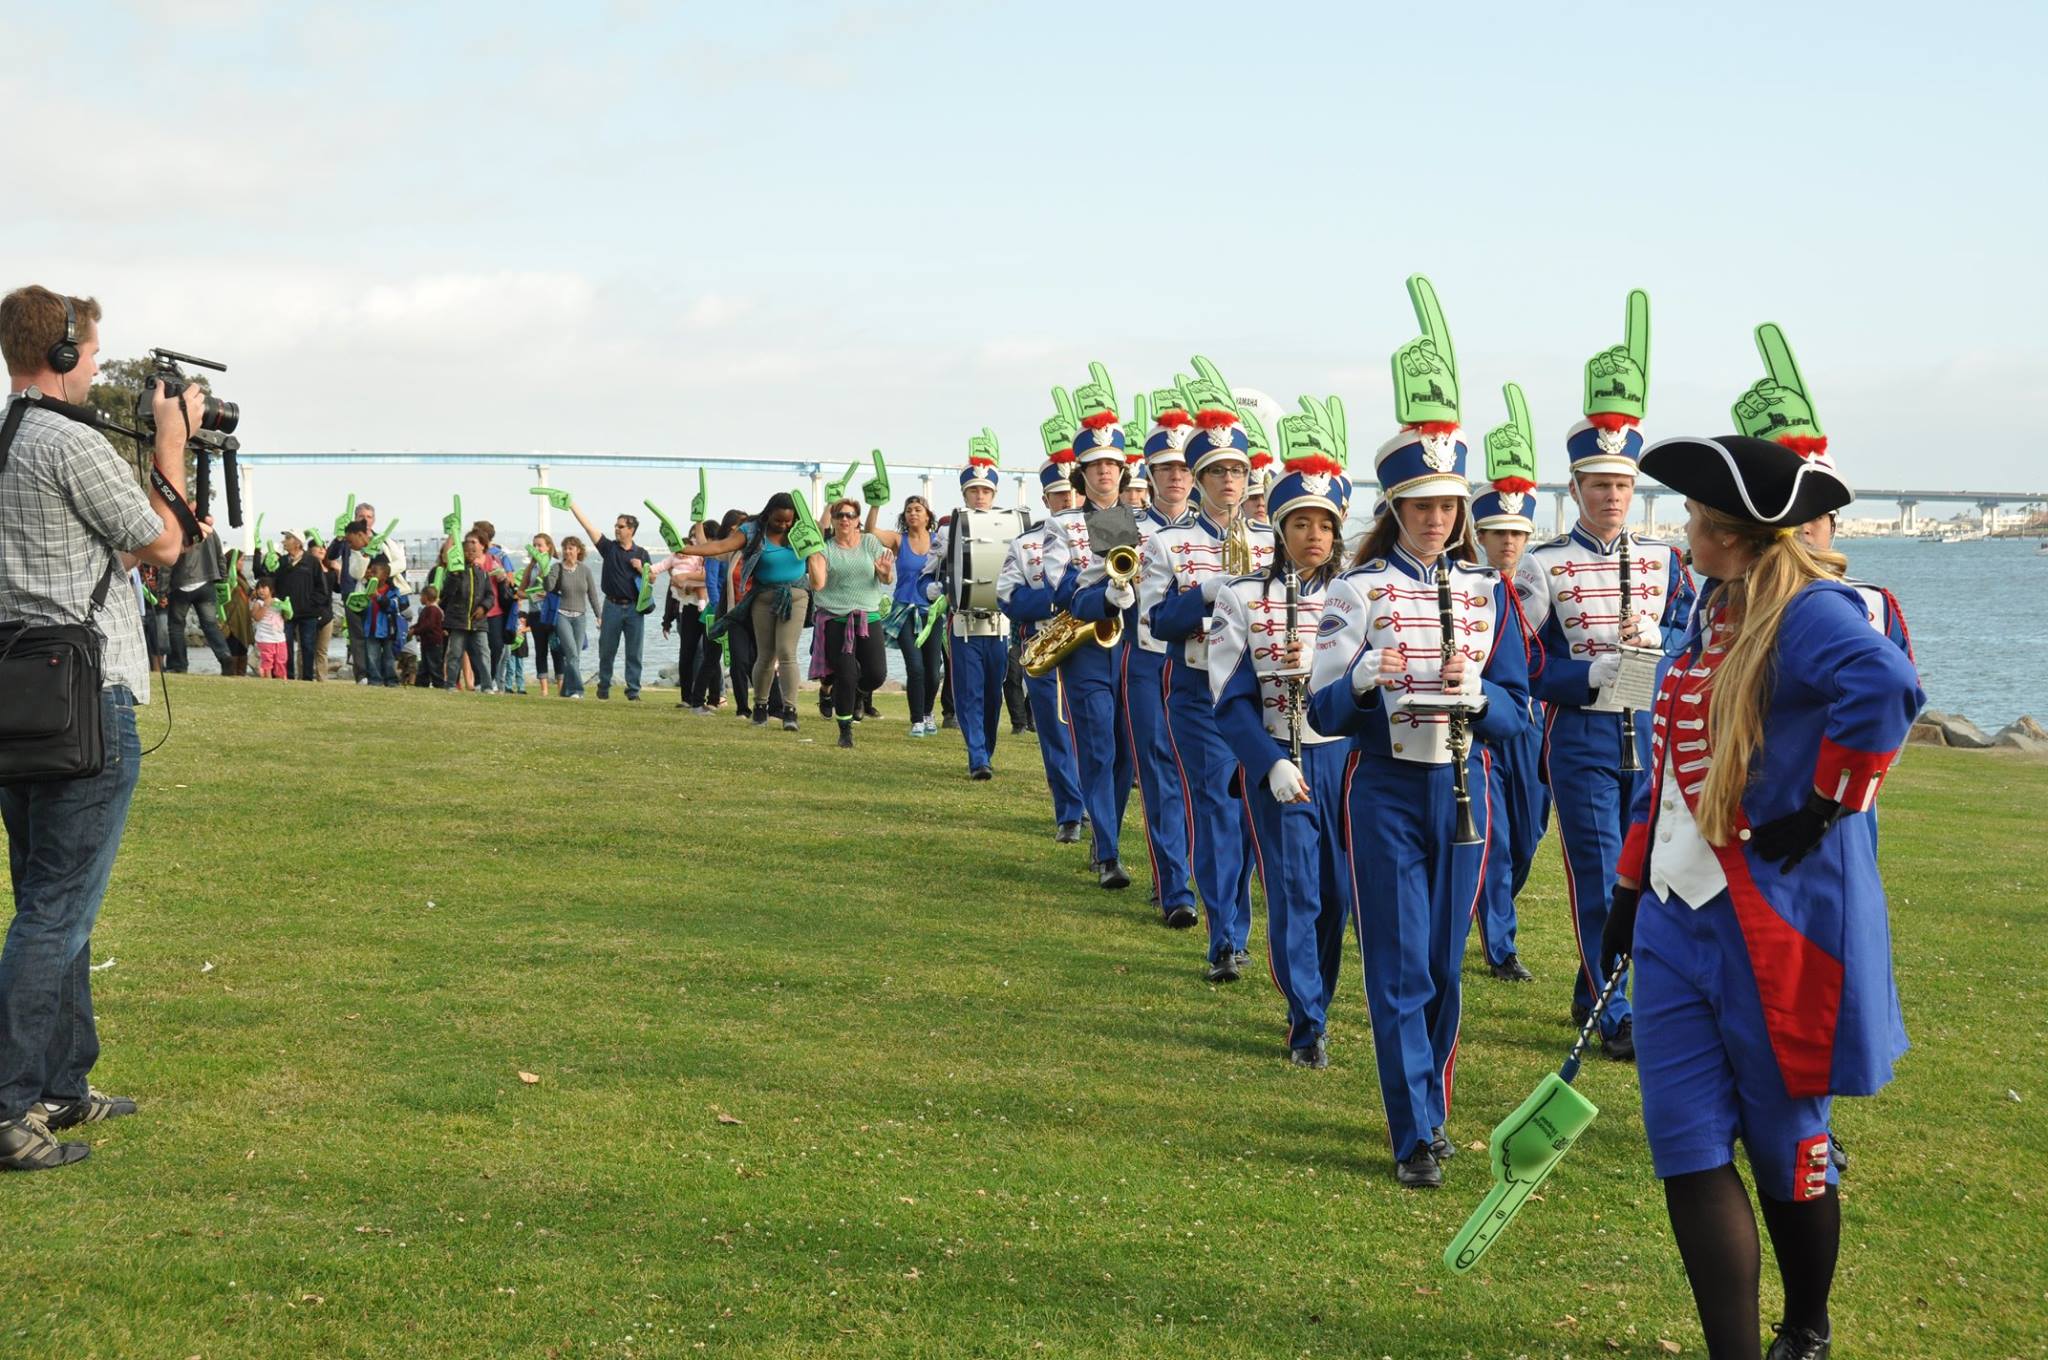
top-left (1608, 434), bottom-right (1921, 1360)
top-left (997, 411), bottom-right (1087, 843)
top-left (1207, 400), bottom-right (1350, 1058)
top-left (923, 430), bottom-right (1022, 780)
top-left (1310, 276), bottom-right (1532, 1187)
top-left (1120, 388), bottom-right (1202, 928)
top-left (1470, 383), bottom-right (1549, 983)
top-left (1516, 290), bottom-right (1694, 1058)
top-left (1120, 455), bottom-right (1151, 511)
top-left (1040, 366), bottom-right (1140, 889)
top-left (1150, 386), bottom-right (1275, 974)
top-left (1732, 323), bottom-right (1914, 659)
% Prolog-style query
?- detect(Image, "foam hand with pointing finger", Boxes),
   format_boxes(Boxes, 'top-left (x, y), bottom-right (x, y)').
top-left (1475, 384), bottom-right (1541, 532)
top-left (787, 490), bottom-right (827, 562)
top-left (861, 449), bottom-right (890, 506)
top-left (1070, 361), bottom-right (1128, 476)
top-left (525, 545), bottom-right (556, 599)
top-left (824, 460), bottom-right (861, 504)
top-left (1177, 355), bottom-right (1249, 473)
top-left (1732, 322), bottom-right (1829, 465)
top-left (636, 561), bottom-right (657, 612)
top-left (691, 469), bottom-right (709, 526)
top-left (1568, 289), bottom-right (1651, 475)
top-left (334, 494), bottom-right (357, 540)
top-left (442, 494), bottom-right (463, 539)
top-left (1040, 386), bottom-right (1081, 465)
top-left (531, 486), bottom-right (575, 512)
top-left (645, 500), bottom-right (687, 554)
top-left (1393, 275), bottom-right (1460, 430)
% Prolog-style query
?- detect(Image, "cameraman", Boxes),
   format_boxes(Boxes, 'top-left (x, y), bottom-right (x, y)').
top-left (0, 285), bottom-right (207, 1170)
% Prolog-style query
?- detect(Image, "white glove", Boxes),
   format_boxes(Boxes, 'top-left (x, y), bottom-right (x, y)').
top-left (1106, 581), bottom-right (1137, 610)
top-left (1624, 609), bottom-right (1661, 648)
top-left (1199, 573), bottom-right (1227, 603)
top-left (1349, 648), bottom-right (1387, 696)
top-left (1588, 653), bottom-right (1621, 691)
top-left (1266, 759), bottom-right (1309, 804)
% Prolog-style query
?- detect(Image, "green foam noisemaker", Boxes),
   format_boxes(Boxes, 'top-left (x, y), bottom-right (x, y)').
top-left (1731, 323), bottom-right (1826, 455)
top-left (824, 460), bottom-right (861, 504)
top-left (1583, 289), bottom-right (1651, 421)
top-left (967, 427), bottom-right (1000, 467)
top-left (442, 494), bottom-right (463, 539)
top-left (691, 468), bottom-right (709, 526)
top-left (531, 486), bottom-right (575, 512)
top-left (141, 583), bottom-right (160, 608)
top-left (1278, 393), bottom-right (1349, 470)
top-left (862, 449), bottom-right (890, 506)
top-left (526, 550), bottom-right (555, 597)
top-left (1484, 383), bottom-right (1539, 488)
top-left (1443, 963), bottom-right (1625, 1274)
top-left (1393, 274), bottom-right (1459, 428)
top-left (1073, 361), bottom-right (1119, 425)
top-left (787, 490), bottom-right (827, 562)
top-left (917, 597), bottom-right (947, 646)
top-left (1177, 354), bottom-right (1238, 418)
top-left (636, 562), bottom-right (657, 611)
top-left (1239, 405), bottom-right (1272, 471)
top-left (334, 493), bottom-right (357, 539)
top-left (1128, 392), bottom-right (1150, 447)
top-left (276, 596), bottom-right (294, 621)
top-left (262, 548), bottom-right (280, 574)
top-left (252, 513), bottom-right (267, 551)
top-left (645, 499), bottom-right (687, 554)
top-left (1041, 387), bottom-right (1080, 460)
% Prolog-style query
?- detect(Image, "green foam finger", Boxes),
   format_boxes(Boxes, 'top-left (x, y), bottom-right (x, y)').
top-left (1183, 354), bottom-right (1238, 415)
top-left (1073, 361), bottom-right (1119, 423)
top-left (1240, 405), bottom-right (1270, 460)
top-left (1148, 384), bottom-right (1190, 421)
top-left (691, 469), bottom-right (709, 526)
top-left (824, 461), bottom-right (861, 503)
top-left (645, 499), bottom-right (686, 553)
top-left (1732, 322), bottom-right (1824, 442)
top-left (530, 487), bottom-right (575, 512)
top-left (1325, 395), bottom-right (1347, 464)
top-left (1583, 288), bottom-right (1651, 420)
top-left (1041, 386), bottom-right (1080, 460)
top-left (1393, 274), bottom-right (1460, 427)
top-left (1443, 1073), bottom-right (1599, 1273)
top-left (1130, 391), bottom-right (1150, 437)
top-left (862, 449), bottom-right (890, 504)
top-left (1484, 382), bottom-right (1539, 485)
top-left (967, 428), bottom-right (1001, 467)
top-left (787, 489), bottom-right (826, 562)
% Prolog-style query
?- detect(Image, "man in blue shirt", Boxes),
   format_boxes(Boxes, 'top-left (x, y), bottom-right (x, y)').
top-left (568, 501), bottom-right (651, 700)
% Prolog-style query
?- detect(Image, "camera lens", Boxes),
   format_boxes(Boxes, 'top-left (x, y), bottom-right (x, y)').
top-left (201, 397), bottom-right (240, 434)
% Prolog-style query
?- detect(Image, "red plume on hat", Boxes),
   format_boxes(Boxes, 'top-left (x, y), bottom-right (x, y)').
top-left (1285, 451), bottom-right (1345, 479)
top-left (1776, 434), bottom-right (1829, 460)
top-left (1079, 410), bottom-right (1120, 431)
top-left (1492, 475), bottom-right (1536, 494)
top-left (1046, 445), bottom-right (1076, 467)
top-left (1193, 408), bottom-right (1239, 432)
top-left (1407, 420), bottom-right (1461, 437)
top-left (1585, 412), bottom-right (1637, 434)
top-left (1155, 409), bottom-right (1195, 431)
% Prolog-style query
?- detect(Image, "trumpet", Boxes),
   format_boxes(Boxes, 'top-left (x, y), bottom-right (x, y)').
top-left (1020, 543), bottom-right (1141, 677)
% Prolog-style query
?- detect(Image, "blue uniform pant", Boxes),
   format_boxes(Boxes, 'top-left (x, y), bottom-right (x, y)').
top-left (1477, 756), bottom-right (1518, 966)
top-left (945, 631), bottom-right (1006, 771)
top-left (1027, 671), bottom-right (1084, 826)
top-left (1348, 754), bottom-right (1490, 1160)
top-left (1166, 665), bottom-right (1254, 961)
top-left (598, 601), bottom-right (645, 698)
top-left (1543, 705), bottom-right (1641, 1037)
top-left (1634, 888), bottom-right (1837, 1203)
top-left (1245, 741), bottom-right (1352, 1050)
top-left (1059, 641), bottom-right (1133, 864)
top-left (1502, 717), bottom-right (1551, 898)
top-left (1123, 648), bottom-right (1193, 915)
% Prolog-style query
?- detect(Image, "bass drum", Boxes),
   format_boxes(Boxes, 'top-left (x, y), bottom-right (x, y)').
top-left (948, 507), bottom-right (1025, 612)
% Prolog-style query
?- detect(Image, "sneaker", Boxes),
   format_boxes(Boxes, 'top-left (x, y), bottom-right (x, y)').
top-left (941, 715), bottom-right (957, 730)
top-left (627, 693), bottom-right (641, 702)
top-left (970, 766), bottom-right (992, 781)
top-left (1603, 1017), bottom-right (1636, 1062)
top-left (908, 723), bottom-right (927, 739)
top-left (1288, 1036), bottom-right (1330, 1070)
top-left (0, 1112), bottom-right (89, 1171)
top-left (1766, 1324), bottom-right (1832, 1360)
top-left (1163, 905), bottom-right (1198, 929)
top-left (692, 705), bottom-right (713, 716)
top-left (34, 1089), bottom-right (137, 1129)
top-left (752, 705), bottom-right (769, 727)
top-left (1490, 954), bottom-right (1534, 982)
top-left (863, 703), bottom-right (882, 720)
top-left (781, 711), bottom-right (799, 732)
top-left (1011, 722), bottom-right (1029, 735)
top-left (1206, 953), bottom-right (1240, 983)
top-left (1395, 1147), bottom-right (1443, 1189)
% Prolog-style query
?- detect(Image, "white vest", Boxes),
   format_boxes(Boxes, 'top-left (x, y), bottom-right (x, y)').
top-left (1516, 527), bottom-right (1680, 714)
top-left (1143, 513), bottom-right (1276, 669)
top-left (1209, 571), bottom-right (1345, 747)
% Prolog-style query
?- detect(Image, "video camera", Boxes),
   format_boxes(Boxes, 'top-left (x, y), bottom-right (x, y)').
top-left (132, 348), bottom-right (243, 533)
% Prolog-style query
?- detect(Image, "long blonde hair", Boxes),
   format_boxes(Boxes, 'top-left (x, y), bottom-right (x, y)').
top-left (1695, 506), bottom-right (1848, 844)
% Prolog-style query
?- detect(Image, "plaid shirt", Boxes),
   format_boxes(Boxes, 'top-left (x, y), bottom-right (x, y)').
top-left (0, 400), bottom-right (166, 701)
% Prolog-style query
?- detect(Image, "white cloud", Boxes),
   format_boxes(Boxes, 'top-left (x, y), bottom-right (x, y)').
top-left (684, 293), bottom-right (753, 329)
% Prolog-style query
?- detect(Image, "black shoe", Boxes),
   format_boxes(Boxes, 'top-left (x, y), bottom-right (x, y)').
top-left (1603, 1017), bottom-right (1636, 1062)
top-left (1206, 953), bottom-right (1240, 983)
top-left (0, 1114), bottom-right (89, 1171)
top-left (781, 710), bottom-right (799, 732)
top-left (1395, 1147), bottom-right (1443, 1189)
top-left (1011, 722), bottom-right (1029, 735)
top-left (1288, 1036), bottom-right (1330, 1070)
top-left (941, 715), bottom-right (957, 729)
top-left (970, 766), bottom-right (993, 781)
top-left (837, 723), bottom-right (854, 749)
top-left (1148, 886), bottom-right (1160, 907)
top-left (1766, 1324), bottom-right (1832, 1360)
top-left (627, 693), bottom-right (641, 702)
top-left (1055, 822), bottom-right (1080, 844)
top-left (864, 704), bottom-right (882, 720)
top-left (1571, 1002), bottom-right (1592, 1030)
top-left (1097, 860), bottom-right (1131, 890)
top-left (1431, 1126), bottom-right (1456, 1161)
top-left (1163, 905), bottom-right (1198, 929)
top-left (751, 705), bottom-right (769, 727)
top-left (34, 1089), bottom-right (136, 1129)
top-left (597, 685), bottom-right (610, 700)
top-left (1490, 954), bottom-right (1534, 982)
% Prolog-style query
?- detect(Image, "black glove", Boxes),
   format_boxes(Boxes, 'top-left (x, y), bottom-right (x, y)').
top-left (1600, 883), bottom-right (1640, 974)
top-left (1748, 791), bottom-right (1844, 873)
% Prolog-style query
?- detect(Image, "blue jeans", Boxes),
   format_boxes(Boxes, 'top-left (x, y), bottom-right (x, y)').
top-left (287, 612), bottom-right (324, 681)
top-left (363, 637), bottom-right (399, 686)
top-left (443, 627), bottom-right (492, 691)
top-left (0, 687), bottom-right (143, 1120)
top-left (554, 612), bottom-right (589, 696)
top-left (167, 590), bottom-right (231, 672)
top-left (598, 601), bottom-right (644, 697)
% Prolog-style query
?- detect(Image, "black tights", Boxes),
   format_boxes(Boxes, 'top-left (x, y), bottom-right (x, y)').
top-left (823, 615), bottom-right (887, 719)
top-left (1665, 1167), bottom-right (1839, 1359)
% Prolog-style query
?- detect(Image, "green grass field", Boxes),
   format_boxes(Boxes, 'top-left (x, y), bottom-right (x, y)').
top-left (6, 677), bottom-right (2045, 1358)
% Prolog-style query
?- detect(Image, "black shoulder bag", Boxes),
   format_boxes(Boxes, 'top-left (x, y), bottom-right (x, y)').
top-left (0, 396), bottom-right (118, 784)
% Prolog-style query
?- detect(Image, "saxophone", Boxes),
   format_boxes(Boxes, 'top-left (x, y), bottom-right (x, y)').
top-left (1221, 506), bottom-right (1254, 577)
top-left (1021, 544), bottom-right (1141, 677)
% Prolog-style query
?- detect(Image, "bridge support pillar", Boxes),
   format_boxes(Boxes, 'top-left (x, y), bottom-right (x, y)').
top-left (1639, 491), bottom-right (1658, 535)
top-left (533, 464), bottom-right (551, 536)
top-left (1896, 498), bottom-right (1917, 534)
top-left (239, 466), bottom-right (258, 553)
top-left (808, 470), bottom-right (825, 514)
top-left (1553, 489), bottom-right (1570, 536)
top-left (1979, 500), bottom-right (2001, 534)
top-left (921, 472), bottom-right (935, 509)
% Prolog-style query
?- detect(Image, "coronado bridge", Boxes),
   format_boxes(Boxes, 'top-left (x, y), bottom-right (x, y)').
top-left (232, 450), bottom-right (2046, 541)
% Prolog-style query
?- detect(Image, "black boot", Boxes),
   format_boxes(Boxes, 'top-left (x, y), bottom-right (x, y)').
top-left (837, 720), bottom-right (854, 749)
top-left (1490, 954), bottom-right (1534, 982)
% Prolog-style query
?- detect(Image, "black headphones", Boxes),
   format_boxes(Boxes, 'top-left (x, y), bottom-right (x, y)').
top-left (48, 295), bottom-right (79, 375)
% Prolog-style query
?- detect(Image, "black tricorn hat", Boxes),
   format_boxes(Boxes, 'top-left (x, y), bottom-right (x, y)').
top-left (1640, 434), bottom-right (1852, 527)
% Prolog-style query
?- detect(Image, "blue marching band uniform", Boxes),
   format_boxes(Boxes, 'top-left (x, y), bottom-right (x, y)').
top-left (921, 449), bottom-right (1025, 780)
top-left (1120, 445), bottom-right (1199, 926)
top-left (996, 453), bottom-right (1086, 839)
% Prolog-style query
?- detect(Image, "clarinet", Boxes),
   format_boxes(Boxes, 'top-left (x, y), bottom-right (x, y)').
top-left (1617, 534), bottom-right (1640, 773)
top-left (1284, 566), bottom-right (1303, 763)
top-left (1437, 560), bottom-right (1482, 846)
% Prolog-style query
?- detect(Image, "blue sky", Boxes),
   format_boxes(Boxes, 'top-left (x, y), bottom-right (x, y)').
top-left (13, 0), bottom-right (2044, 533)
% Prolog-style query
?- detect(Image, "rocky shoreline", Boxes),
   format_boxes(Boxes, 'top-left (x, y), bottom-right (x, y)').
top-left (1908, 712), bottom-right (2048, 754)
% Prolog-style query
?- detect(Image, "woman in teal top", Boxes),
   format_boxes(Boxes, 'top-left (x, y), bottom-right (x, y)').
top-left (807, 498), bottom-right (893, 748)
top-left (680, 492), bottom-right (815, 730)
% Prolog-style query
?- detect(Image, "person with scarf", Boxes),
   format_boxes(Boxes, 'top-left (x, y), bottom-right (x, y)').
top-left (869, 496), bottom-right (943, 736)
top-left (807, 497), bottom-right (892, 748)
top-left (1606, 434), bottom-right (1920, 1360)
